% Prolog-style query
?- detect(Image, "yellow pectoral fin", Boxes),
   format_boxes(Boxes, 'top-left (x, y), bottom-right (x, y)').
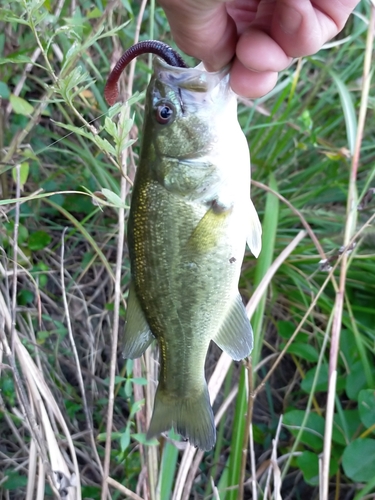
top-left (185, 202), bottom-right (232, 255)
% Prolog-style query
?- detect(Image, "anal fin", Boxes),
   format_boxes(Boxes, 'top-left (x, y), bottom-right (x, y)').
top-left (123, 282), bottom-right (154, 359)
top-left (213, 294), bottom-right (253, 361)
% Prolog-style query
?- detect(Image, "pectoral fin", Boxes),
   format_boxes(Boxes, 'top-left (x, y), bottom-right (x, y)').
top-left (246, 199), bottom-right (262, 258)
top-left (186, 202), bottom-right (231, 254)
top-left (123, 282), bottom-right (154, 359)
top-left (213, 293), bottom-right (253, 361)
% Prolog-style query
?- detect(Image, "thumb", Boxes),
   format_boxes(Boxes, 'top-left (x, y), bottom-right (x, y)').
top-left (160, 2), bottom-right (237, 70)
top-left (271, 0), bottom-right (360, 57)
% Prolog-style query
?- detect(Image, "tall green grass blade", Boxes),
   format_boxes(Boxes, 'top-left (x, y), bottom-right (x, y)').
top-left (158, 440), bottom-right (179, 500)
top-left (329, 70), bottom-right (358, 156)
top-left (225, 365), bottom-right (247, 500)
top-left (251, 174), bottom-right (279, 370)
top-left (345, 293), bottom-right (374, 388)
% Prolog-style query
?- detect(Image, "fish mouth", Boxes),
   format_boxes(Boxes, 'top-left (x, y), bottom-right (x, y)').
top-left (153, 56), bottom-right (231, 94)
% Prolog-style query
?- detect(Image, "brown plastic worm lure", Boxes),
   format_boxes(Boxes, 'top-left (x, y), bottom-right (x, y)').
top-left (104, 40), bottom-right (189, 106)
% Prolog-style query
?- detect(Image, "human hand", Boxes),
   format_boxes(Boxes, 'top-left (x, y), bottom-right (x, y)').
top-left (158, 0), bottom-right (360, 97)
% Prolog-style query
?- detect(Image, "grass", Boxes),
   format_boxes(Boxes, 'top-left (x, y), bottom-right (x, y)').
top-left (1, 0), bottom-right (375, 499)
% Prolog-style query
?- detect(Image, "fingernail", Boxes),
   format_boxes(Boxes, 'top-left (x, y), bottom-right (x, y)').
top-left (279, 7), bottom-right (302, 35)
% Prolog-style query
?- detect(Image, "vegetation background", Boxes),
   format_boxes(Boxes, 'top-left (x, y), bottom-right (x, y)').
top-left (0, 0), bottom-right (375, 499)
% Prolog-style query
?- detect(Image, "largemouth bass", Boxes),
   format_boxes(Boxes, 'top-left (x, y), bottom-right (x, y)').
top-left (105, 42), bottom-right (262, 451)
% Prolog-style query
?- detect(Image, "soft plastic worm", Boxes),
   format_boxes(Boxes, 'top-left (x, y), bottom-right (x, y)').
top-left (104, 40), bottom-right (189, 106)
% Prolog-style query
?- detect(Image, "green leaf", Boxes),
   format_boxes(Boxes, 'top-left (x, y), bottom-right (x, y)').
top-left (277, 320), bottom-right (295, 338)
top-left (131, 377), bottom-right (147, 386)
top-left (277, 320), bottom-right (308, 343)
top-left (52, 120), bottom-right (93, 140)
top-left (0, 81), bottom-right (10, 98)
top-left (28, 231), bottom-right (52, 250)
top-left (0, 54), bottom-right (35, 65)
top-left (126, 90), bottom-right (145, 107)
top-left (94, 136), bottom-right (117, 156)
top-left (287, 342), bottom-right (319, 362)
top-left (12, 162), bottom-right (29, 189)
top-left (4, 221), bottom-right (28, 244)
top-left (117, 138), bottom-right (136, 155)
top-left (129, 399), bottom-right (144, 419)
top-left (10, 95), bottom-right (34, 115)
top-left (101, 188), bottom-right (127, 209)
top-left (0, 9), bottom-right (29, 24)
top-left (120, 0), bottom-right (134, 16)
top-left (340, 329), bottom-right (358, 367)
top-left (106, 109), bottom-right (135, 155)
top-left (81, 486), bottom-right (101, 497)
top-left (333, 409), bottom-right (361, 446)
top-left (132, 433), bottom-right (159, 445)
top-left (359, 389), bottom-right (375, 430)
top-left (107, 102), bottom-right (124, 119)
top-left (343, 439), bottom-right (375, 482)
top-left (297, 109), bottom-right (313, 131)
top-left (104, 116), bottom-right (117, 138)
top-left (58, 66), bottom-right (91, 98)
top-left (330, 70), bottom-right (357, 156)
top-left (19, 224), bottom-right (29, 245)
top-left (297, 450), bottom-right (338, 486)
top-left (124, 379), bottom-right (132, 397)
top-left (17, 289), bottom-right (34, 306)
top-left (120, 429), bottom-right (130, 452)
top-left (97, 431), bottom-right (122, 442)
top-left (301, 364), bottom-right (328, 393)
top-left (31, 263), bottom-right (49, 287)
top-left (346, 360), bottom-right (368, 401)
top-left (283, 409), bottom-right (324, 451)
top-left (296, 451), bottom-right (319, 485)
top-left (302, 365), bottom-right (345, 394)
top-left (87, 6), bottom-right (102, 18)
top-left (3, 472), bottom-right (28, 490)
top-left (37, 330), bottom-right (50, 343)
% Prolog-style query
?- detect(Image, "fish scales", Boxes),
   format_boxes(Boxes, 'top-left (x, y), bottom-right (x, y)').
top-left (123, 57), bottom-right (262, 450)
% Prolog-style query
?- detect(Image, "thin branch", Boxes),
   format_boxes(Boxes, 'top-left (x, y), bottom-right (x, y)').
top-left (107, 477), bottom-right (144, 500)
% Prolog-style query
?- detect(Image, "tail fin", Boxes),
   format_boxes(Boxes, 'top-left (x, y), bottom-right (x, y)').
top-left (147, 384), bottom-right (216, 451)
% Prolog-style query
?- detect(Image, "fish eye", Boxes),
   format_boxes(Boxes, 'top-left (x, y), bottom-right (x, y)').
top-left (156, 104), bottom-right (175, 124)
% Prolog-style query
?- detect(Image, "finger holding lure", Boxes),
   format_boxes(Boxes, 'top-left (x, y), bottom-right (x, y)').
top-left (105, 41), bottom-right (262, 451)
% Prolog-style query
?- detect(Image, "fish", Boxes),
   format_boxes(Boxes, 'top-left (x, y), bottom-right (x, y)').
top-left (105, 42), bottom-right (262, 451)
